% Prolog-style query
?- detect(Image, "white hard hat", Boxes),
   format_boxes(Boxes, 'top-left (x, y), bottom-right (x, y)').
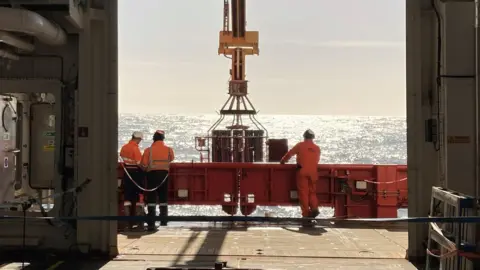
top-left (303, 129), bottom-right (315, 139)
top-left (132, 131), bottom-right (143, 139)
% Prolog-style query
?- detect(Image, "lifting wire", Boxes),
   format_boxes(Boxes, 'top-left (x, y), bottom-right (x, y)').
top-left (118, 157), bottom-right (168, 192)
top-left (327, 177), bottom-right (408, 203)
top-left (363, 177), bottom-right (407, 185)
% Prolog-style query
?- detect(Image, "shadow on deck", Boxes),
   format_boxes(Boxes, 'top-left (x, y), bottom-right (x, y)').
top-left (0, 222), bottom-right (415, 270)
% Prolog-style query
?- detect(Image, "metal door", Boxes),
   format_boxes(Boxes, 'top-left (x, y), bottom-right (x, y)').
top-left (0, 96), bottom-right (17, 204)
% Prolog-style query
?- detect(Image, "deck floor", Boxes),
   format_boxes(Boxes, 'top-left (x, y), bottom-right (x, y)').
top-left (1, 223), bottom-right (416, 269)
top-left (113, 223), bottom-right (415, 269)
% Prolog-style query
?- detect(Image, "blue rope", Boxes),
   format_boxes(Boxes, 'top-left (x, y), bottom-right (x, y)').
top-left (1, 215), bottom-right (480, 223)
top-left (0, 178), bottom-right (476, 224)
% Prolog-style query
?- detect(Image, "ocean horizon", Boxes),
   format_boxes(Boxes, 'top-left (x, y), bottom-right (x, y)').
top-left (118, 113), bottom-right (407, 218)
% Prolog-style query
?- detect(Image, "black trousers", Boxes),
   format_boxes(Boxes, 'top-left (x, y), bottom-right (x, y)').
top-left (145, 170), bottom-right (169, 227)
top-left (123, 166), bottom-right (144, 203)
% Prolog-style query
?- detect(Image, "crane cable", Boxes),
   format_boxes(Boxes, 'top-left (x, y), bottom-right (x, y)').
top-left (363, 177), bottom-right (407, 185)
top-left (118, 156), bottom-right (168, 192)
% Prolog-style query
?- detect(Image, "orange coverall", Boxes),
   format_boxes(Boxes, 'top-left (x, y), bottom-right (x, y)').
top-left (119, 140), bottom-right (143, 203)
top-left (119, 140), bottom-right (144, 229)
top-left (140, 140), bottom-right (175, 228)
top-left (280, 139), bottom-right (321, 217)
top-left (120, 140), bottom-right (142, 166)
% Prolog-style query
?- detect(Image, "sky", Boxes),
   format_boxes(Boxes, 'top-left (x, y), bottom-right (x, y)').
top-left (118, 0), bottom-right (406, 116)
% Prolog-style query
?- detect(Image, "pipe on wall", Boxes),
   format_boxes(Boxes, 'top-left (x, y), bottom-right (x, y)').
top-left (0, 49), bottom-right (19, 60)
top-left (0, 7), bottom-right (66, 46)
top-left (0, 30), bottom-right (34, 52)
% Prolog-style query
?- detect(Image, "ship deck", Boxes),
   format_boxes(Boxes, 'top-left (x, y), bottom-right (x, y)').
top-left (1, 222), bottom-right (416, 269)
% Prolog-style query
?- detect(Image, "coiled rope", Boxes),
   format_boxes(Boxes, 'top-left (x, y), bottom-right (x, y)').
top-left (118, 157), bottom-right (168, 192)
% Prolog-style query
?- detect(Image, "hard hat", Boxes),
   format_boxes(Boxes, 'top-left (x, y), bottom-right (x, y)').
top-left (303, 129), bottom-right (315, 139)
top-left (153, 130), bottom-right (166, 141)
top-left (132, 131), bottom-right (143, 139)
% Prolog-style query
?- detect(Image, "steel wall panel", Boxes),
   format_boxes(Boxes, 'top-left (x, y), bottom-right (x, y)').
top-left (117, 162), bottom-right (409, 218)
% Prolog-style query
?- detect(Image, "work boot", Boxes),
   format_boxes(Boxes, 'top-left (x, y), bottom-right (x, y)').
top-left (301, 217), bottom-right (315, 228)
top-left (134, 203), bottom-right (145, 231)
top-left (147, 206), bottom-right (156, 231)
top-left (123, 205), bottom-right (132, 231)
top-left (159, 204), bottom-right (168, 226)
top-left (309, 208), bottom-right (320, 218)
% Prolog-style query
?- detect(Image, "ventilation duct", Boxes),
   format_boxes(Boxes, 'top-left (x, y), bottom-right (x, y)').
top-left (0, 7), bottom-right (66, 46)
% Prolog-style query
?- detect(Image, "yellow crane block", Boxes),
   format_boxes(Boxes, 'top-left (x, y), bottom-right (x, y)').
top-left (218, 31), bottom-right (259, 55)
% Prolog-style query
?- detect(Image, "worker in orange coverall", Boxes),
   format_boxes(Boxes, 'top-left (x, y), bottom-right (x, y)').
top-left (120, 131), bottom-right (145, 231)
top-left (280, 129), bottom-right (321, 226)
top-left (141, 130), bottom-right (175, 231)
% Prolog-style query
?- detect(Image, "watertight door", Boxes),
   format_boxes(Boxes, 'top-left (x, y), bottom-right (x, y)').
top-left (29, 103), bottom-right (56, 189)
top-left (0, 96), bottom-right (17, 204)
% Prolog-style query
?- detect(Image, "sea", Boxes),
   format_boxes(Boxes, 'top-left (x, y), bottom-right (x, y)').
top-left (118, 114), bottom-right (407, 218)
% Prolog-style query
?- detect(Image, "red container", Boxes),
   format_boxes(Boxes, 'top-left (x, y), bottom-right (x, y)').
top-left (267, 139), bottom-right (288, 162)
